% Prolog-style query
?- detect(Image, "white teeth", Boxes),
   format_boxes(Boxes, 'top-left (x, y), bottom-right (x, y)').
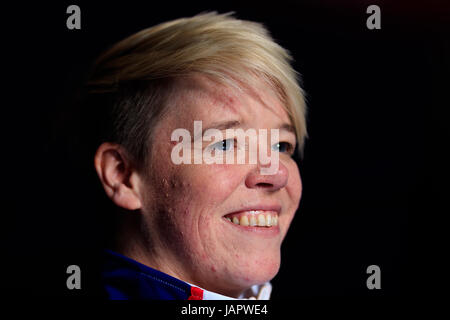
top-left (272, 215), bottom-right (278, 226)
top-left (258, 215), bottom-right (266, 227)
top-left (240, 215), bottom-right (249, 226)
top-left (225, 212), bottom-right (279, 227)
top-left (266, 214), bottom-right (272, 227)
top-left (249, 216), bottom-right (257, 227)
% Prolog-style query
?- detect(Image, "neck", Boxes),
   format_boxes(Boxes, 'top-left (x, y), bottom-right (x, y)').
top-left (115, 212), bottom-right (192, 286)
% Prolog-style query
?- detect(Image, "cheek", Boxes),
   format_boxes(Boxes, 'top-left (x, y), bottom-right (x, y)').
top-left (183, 163), bottom-right (243, 204)
top-left (287, 161), bottom-right (302, 205)
top-left (279, 161), bottom-right (302, 236)
top-left (180, 164), bottom-right (245, 249)
top-left (153, 163), bottom-right (243, 240)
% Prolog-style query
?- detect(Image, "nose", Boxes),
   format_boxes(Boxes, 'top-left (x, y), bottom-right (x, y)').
top-left (245, 161), bottom-right (289, 191)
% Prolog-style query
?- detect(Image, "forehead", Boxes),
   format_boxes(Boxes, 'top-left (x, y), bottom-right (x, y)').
top-left (169, 73), bottom-right (291, 125)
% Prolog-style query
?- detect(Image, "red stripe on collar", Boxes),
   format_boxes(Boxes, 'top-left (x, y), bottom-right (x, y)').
top-left (188, 286), bottom-right (204, 300)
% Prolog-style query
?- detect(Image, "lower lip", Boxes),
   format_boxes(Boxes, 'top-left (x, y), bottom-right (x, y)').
top-left (222, 217), bottom-right (280, 237)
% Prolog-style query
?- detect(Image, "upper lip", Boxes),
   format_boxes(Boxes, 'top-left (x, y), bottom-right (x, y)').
top-left (224, 203), bottom-right (282, 216)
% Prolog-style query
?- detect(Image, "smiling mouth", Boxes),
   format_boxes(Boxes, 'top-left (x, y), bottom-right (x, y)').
top-left (223, 210), bottom-right (278, 227)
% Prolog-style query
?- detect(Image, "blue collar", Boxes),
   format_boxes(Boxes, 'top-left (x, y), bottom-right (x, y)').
top-left (102, 249), bottom-right (194, 299)
top-left (101, 249), bottom-right (271, 300)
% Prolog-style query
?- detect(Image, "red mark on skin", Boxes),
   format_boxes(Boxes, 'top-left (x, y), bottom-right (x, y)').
top-left (223, 96), bottom-right (238, 114)
top-left (211, 92), bottom-right (238, 113)
top-left (225, 96), bottom-right (235, 106)
top-left (210, 266), bottom-right (216, 272)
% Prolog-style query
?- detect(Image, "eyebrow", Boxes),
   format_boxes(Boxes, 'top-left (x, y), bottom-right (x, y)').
top-left (202, 120), bottom-right (242, 136)
top-left (198, 120), bottom-right (296, 139)
top-left (279, 123), bottom-right (296, 134)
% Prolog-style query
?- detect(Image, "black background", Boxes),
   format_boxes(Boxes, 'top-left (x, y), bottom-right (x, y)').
top-left (1, 0), bottom-right (447, 299)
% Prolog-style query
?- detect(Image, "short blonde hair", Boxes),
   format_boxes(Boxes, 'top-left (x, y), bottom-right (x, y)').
top-left (86, 11), bottom-right (307, 164)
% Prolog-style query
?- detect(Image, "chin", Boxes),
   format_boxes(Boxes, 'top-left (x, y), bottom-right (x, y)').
top-left (234, 251), bottom-right (281, 286)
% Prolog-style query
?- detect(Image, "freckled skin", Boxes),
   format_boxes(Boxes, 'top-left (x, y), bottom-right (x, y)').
top-left (132, 74), bottom-right (302, 298)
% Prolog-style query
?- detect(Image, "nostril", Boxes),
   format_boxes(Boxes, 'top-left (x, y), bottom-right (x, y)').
top-left (256, 183), bottom-right (273, 188)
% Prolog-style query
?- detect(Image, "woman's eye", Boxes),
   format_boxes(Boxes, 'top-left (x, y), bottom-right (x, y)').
top-left (210, 139), bottom-right (235, 151)
top-left (272, 142), bottom-right (294, 154)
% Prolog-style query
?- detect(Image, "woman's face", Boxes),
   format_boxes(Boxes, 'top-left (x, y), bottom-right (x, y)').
top-left (139, 74), bottom-right (302, 297)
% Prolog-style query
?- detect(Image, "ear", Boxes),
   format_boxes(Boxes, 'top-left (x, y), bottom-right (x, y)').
top-left (94, 142), bottom-right (142, 210)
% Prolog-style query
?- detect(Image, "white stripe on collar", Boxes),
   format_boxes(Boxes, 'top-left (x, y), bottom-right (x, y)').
top-left (191, 282), bottom-right (272, 300)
